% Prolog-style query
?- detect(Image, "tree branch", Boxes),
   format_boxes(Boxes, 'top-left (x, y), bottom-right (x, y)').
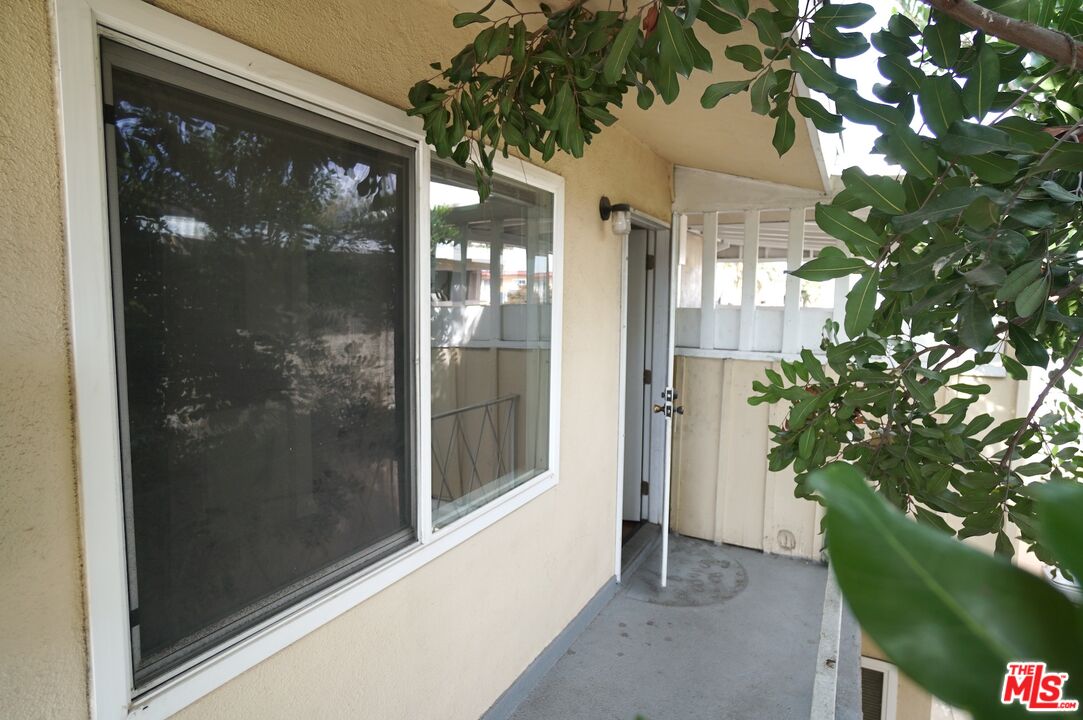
top-left (921, 0), bottom-right (1083, 70)
top-left (999, 333), bottom-right (1083, 469)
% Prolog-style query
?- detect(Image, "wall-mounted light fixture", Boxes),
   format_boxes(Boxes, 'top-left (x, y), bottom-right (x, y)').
top-left (599, 196), bottom-right (632, 236)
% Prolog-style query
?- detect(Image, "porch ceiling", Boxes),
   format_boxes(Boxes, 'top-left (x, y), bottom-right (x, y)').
top-left (614, 15), bottom-right (828, 192)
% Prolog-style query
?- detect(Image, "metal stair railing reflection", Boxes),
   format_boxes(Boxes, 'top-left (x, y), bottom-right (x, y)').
top-left (431, 395), bottom-right (518, 517)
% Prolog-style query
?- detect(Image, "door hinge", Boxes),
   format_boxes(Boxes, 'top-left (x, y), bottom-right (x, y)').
top-left (103, 103), bottom-right (116, 126)
top-left (645, 254), bottom-right (655, 271)
top-left (641, 480), bottom-right (650, 496)
top-left (643, 369), bottom-right (652, 385)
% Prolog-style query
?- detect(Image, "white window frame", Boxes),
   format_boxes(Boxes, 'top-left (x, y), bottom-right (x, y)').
top-left (860, 656), bottom-right (900, 720)
top-left (54, 1), bottom-right (563, 717)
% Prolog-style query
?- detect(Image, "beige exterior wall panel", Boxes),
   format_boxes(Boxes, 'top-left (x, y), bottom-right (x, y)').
top-left (0, 1), bottom-right (88, 718)
top-left (671, 356), bottom-right (724, 540)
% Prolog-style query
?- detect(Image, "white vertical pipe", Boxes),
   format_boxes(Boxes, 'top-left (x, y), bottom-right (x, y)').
top-left (738, 210), bottom-right (759, 351)
top-left (782, 207), bottom-right (805, 355)
top-left (699, 212), bottom-right (718, 349)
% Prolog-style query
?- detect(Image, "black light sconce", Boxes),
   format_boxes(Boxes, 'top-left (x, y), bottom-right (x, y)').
top-left (599, 196), bottom-right (632, 236)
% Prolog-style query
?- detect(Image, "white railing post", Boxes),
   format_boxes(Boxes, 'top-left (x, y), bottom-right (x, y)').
top-left (490, 224), bottom-right (502, 340)
top-left (699, 212), bottom-right (718, 349)
top-left (782, 207), bottom-right (805, 355)
top-left (738, 210), bottom-right (759, 351)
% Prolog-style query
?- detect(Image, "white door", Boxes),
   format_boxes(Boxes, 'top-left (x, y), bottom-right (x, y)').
top-left (653, 217), bottom-right (681, 587)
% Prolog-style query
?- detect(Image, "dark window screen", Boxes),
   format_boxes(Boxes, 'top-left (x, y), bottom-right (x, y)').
top-left (101, 41), bottom-right (414, 686)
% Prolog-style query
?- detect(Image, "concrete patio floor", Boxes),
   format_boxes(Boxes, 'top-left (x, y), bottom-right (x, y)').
top-left (508, 535), bottom-right (852, 720)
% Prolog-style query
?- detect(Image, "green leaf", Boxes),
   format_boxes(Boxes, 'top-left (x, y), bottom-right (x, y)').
top-left (748, 8), bottom-right (783, 47)
top-left (814, 203), bottom-right (883, 259)
top-left (714, 0), bottom-right (749, 19)
top-left (887, 13), bottom-right (920, 36)
top-left (835, 92), bottom-right (905, 132)
top-left (809, 23), bottom-right (869, 58)
top-left (918, 75), bottom-right (964, 137)
top-left (794, 97), bottom-right (844, 133)
top-left (812, 2), bottom-right (875, 28)
top-left (923, 22), bottom-right (961, 68)
top-left (603, 19), bottom-right (640, 84)
top-left (698, 1), bottom-right (742, 34)
top-left (772, 107), bottom-right (796, 156)
top-left (1034, 483), bottom-right (1083, 584)
top-left (1007, 325), bottom-right (1049, 367)
top-left (841, 167), bottom-right (906, 215)
top-left (798, 427), bottom-right (815, 459)
top-left (701, 79), bottom-right (751, 108)
top-left (871, 29), bottom-right (919, 56)
top-left (684, 0), bottom-right (704, 25)
top-left (995, 260), bottom-right (1042, 302)
top-left (940, 122), bottom-right (1027, 155)
top-left (453, 12), bottom-right (489, 27)
top-left (1035, 144), bottom-right (1083, 172)
top-left (877, 53), bottom-right (924, 92)
top-left (845, 269), bottom-right (878, 337)
top-left (1015, 275), bottom-right (1050, 318)
top-left (961, 195), bottom-right (1000, 230)
top-left (790, 49), bottom-right (851, 93)
top-left (1001, 353), bottom-right (1027, 380)
top-left (882, 126), bottom-right (938, 179)
top-left (961, 153), bottom-right (1019, 183)
top-left (961, 261), bottom-right (1005, 286)
top-left (891, 187), bottom-right (1004, 231)
top-left (657, 6), bottom-right (695, 76)
top-left (810, 464), bottom-right (1083, 720)
top-left (637, 84), bottom-right (655, 109)
top-left (790, 246), bottom-right (868, 281)
top-left (749, 69), bottom-right (776, 115)
top-left (724, 44), bottom-right (762, 71)
top-left (993, 116), bottom-right (1055, 152)
top-left (958, 296), bottom-right (994, 350)
top-left (962, 44), bottom-right (1000, 118)
top-left (1040, 180), bottom-right (1082, 203)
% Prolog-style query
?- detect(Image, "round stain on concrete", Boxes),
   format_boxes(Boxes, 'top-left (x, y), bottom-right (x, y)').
top-left (624, 535), bottom-right (748, 607)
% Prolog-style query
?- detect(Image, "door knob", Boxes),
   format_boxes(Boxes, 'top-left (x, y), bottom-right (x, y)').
top-left (673, 406), bottom-right (684, 415)
top-left (652, 404), bottom-right (666, 414)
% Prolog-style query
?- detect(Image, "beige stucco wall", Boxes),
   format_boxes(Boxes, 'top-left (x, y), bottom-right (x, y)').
top-left (0, 0), bottom-right (674, 718)
top-left (0, 1), bottom-right (89, 718)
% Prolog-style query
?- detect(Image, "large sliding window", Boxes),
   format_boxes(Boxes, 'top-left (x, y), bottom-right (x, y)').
top-left (429, 163), bottom-right (554, 528)
top-left (102, 41), bottom-right (415, 686)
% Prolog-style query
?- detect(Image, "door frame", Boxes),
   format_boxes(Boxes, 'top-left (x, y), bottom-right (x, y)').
top-left (614, 209), bottom-right (673, 583)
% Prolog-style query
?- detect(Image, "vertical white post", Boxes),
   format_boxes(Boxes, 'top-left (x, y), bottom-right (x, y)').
top-left (699, 212), bottom-right (718, 349)
top-left (738, 210), bottom-right (759, 351)
top-left (489, 224), bottom-right (502, 340)
top-left (782, 207), bottom-right (805, 355)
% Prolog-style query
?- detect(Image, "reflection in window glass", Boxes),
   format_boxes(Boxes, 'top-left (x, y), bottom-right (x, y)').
top-left (429, 163), bottom-right (553, 529)
top-left (104, 42), bottom-right (413, 686)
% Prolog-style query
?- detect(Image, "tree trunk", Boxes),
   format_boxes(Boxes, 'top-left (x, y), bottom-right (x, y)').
top-left (922, 0), bottom-right (1083, 70)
